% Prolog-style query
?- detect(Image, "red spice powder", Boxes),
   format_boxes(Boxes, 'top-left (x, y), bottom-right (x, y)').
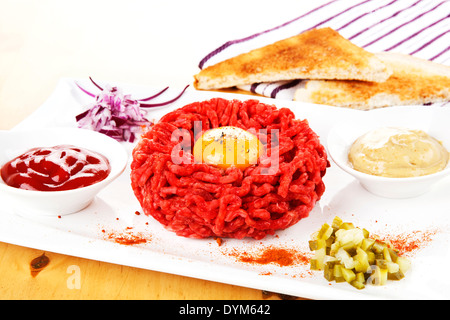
top-left (375, 228), bottom-right (438, 256)
top-left (102, 227), bottom-right (151, 245)
top-left (227, 245), bottom-right (312, 267)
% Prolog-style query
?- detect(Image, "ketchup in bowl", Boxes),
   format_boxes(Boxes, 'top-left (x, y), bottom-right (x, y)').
top-left (1, 145), bottom-right (111, 191)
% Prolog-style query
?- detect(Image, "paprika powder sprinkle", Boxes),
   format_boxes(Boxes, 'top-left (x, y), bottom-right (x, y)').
top-left (376, 228), bottom-right (438, 256)
top-left (226, 245), bottom-right (312, 267)
top-left (102, 227), bottom-right (151, 245)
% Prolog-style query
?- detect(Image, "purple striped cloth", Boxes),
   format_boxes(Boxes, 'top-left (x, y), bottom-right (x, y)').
top-left (198, 0), bottom-right (450, 104)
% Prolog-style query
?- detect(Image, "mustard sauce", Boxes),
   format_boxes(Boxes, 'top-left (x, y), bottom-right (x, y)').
top-left (348, 127), bottom-right (449, 178)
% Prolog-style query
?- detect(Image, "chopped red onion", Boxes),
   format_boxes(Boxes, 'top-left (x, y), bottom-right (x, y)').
top-left (76, 84), bottom-right (150, 143)
top-left (75, 78), bottom-right (189, 143)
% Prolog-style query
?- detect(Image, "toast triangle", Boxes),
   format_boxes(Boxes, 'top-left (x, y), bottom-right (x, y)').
top-left (194, 28), bottom-right (392, 90)
top-left (294, 52), bottom-right (450, 110)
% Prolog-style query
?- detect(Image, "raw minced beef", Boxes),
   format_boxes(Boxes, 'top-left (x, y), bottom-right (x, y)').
top-left (130, 98), bottom-right (329, 239)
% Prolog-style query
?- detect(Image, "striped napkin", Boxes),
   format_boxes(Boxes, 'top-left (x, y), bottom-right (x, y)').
top-left (198, 0), bottom-right (450, 104)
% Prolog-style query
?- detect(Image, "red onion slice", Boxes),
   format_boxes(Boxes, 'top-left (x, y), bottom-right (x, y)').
top-left (139, 85), bottom-right (190, 108)
top-left (74, 78), bottom-right (189, 142)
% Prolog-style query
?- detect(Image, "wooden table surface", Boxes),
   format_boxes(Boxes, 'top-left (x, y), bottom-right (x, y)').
top-left (0, 0), bottom-right (322, 300)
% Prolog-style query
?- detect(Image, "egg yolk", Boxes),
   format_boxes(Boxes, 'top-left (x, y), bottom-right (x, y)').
top-left (193, 126), bottom-right (264, 169)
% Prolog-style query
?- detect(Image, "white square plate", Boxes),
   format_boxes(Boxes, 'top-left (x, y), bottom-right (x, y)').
top-left (1, 78), bottom-right (449, 299)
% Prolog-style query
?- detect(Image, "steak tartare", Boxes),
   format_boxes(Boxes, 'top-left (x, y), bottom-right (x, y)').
top-left (130, 98), bottom-right (328, 239)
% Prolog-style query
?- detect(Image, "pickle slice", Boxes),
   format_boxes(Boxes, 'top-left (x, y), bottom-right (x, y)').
top-left (333, 264), bottom-right (345, 283)
top-left (310, 247), bottom-right (326, 270)
top-left (332, 216), bottom-right (343, 229)
top-left (361, 238), bottom-right (375, 251)
top-left (309, 239), bottom-right (326, 251)
top-left (317, 223), bottom-right (333, 240)
top-left (369, 266), bottom-right (388, 286)
top-left (351, 272), bottom-right (366, 290)
top-left (341, 267), bottom-right (356, 283)
top-left (324, 261), bottom-right (336, 282)
top-left (354, 247), bottom-right (370, 273)
top-left (308, 217), bottom-right (411, 290)
top-left (388, 270), bottom-right (405, 281)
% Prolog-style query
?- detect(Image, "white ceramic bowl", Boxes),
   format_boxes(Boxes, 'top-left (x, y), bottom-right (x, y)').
top-left (0, 127), bottom-right (128, 215)
top-left (327, 106), bottom-right (450, 198)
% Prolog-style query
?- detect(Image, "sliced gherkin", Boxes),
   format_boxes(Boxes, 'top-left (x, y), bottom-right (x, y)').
top-left (332, 216), bottom-right (343, 229)
top-left (341, 267), bottom-right (356, 283)
top-left (324, 261), bottom-right (336, 282)
top-left (308, 216), bottom-right (411, 290)
top-left (388, 270), bottom-right (405, 281)
top-left (309, 239), bottom-right (326, 251)
top-left (361, 238), bottom-right (375, 251)
top-left (317, 223), bottom-right (333, 240)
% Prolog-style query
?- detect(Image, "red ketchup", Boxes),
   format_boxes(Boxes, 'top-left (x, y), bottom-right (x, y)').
top-left (1, 145), bottom-right (111, 191)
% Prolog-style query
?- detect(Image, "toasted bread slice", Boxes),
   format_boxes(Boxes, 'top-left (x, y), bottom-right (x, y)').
top-left (194, 28), bottom-right (391, 90)
top-left (294, 52), bottom-right (450, 110)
